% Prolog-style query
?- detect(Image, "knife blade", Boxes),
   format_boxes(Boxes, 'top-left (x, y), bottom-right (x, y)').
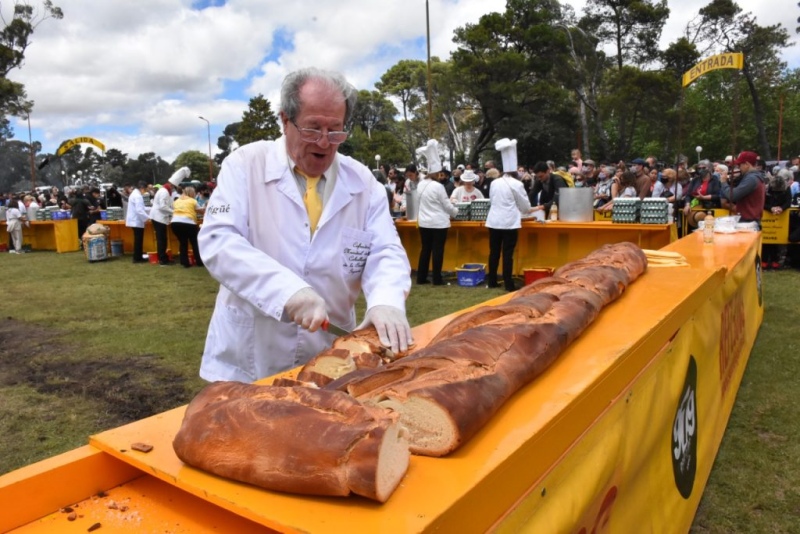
top-left (321, 320), bottom-right (351, 337)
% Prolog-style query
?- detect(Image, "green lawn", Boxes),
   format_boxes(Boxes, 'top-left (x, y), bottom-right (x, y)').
top-left (0, 249), bottom-right (797, 530)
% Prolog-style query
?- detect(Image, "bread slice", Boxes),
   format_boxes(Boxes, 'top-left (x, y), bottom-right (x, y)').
top-left (297, 328), bottom-right (403, 386)
top-left (173, 381), bottom-right (409, 502)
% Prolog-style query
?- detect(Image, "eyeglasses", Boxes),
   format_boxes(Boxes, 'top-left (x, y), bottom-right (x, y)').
top-left (290, 120), bottom-right (349, 145)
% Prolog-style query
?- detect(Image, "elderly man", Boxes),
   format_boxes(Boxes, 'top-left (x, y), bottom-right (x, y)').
top-left (198, 67), bottom-right (412, 383)
top-left (721, 151), bottom-right (765, 227)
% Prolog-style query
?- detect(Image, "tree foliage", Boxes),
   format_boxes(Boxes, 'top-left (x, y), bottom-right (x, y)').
top-left (236, 94), bottom-right (281, 146)
top-left (174, 149), bottom-right (215, 182)
top-left (0, 1), bottom-right (63, 131)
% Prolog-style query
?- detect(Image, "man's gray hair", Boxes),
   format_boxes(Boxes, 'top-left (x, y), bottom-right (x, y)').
top-left (777, 168), bottom-right (794, 181)
top-left (280, 67), bottom-right (358, 124)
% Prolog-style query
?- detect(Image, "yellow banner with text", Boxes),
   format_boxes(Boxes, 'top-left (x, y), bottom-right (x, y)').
top-left (497, 240), bottom-right (762, 532)
top-left (682, 52), bottom-right (744, 87)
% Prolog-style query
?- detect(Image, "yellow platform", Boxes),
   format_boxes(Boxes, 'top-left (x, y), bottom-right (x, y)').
top-left (396, 219), bottom-right (676, 274)
top-left (0, 232), bottom-right (763, 533)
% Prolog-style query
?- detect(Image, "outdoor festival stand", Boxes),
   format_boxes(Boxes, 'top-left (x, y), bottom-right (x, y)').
top-left (395, 216), bottom-right (678, 274)
top-left (0, 219), bottom-right (79, 253)
top-left (0, 231), bottom-right (764, 533)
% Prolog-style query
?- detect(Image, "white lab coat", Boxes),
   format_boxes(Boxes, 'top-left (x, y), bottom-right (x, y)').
top-left (486, 175), bottom-right (531, 230)
top-left (148, 187), bottom-right (173, 224)
top-left (125, 188), bottom-right (149, 228)
top-left (198, 138), bottom-right (411, 382)
top-left (417, 178), bottom-right (458, 229)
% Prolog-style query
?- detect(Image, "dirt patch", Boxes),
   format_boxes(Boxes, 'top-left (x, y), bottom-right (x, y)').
top-left (0, 317), bottom-right (192, 428)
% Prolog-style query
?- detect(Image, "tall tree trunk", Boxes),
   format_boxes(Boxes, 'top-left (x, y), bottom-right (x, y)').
top-left (579, 97), bottom-right (591, 158)
top-left (742, 66), bottom-right (772, 160)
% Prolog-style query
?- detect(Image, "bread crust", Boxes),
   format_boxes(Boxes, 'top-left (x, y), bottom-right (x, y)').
top-left (173, 382), bottom-right (408, 502)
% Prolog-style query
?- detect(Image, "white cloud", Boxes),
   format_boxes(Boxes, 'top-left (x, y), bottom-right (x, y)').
top-left (7, 0), bottom-right (798, 164)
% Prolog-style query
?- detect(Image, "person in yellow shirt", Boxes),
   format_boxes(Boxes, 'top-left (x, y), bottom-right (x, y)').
top-left (171, 186), bottom-right (204, 268)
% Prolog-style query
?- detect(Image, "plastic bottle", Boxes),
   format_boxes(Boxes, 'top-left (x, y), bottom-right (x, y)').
top-left (668, 203), bottom-right (674, 224)
top-left (703, 214), bottom-right (715, 244)
top-left (549, 203), bottom-right (559, 221)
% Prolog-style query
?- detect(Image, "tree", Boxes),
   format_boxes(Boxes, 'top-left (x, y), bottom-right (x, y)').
top-left (451, 0), bottom-right (574, 163)
top-left (583, 0), bottom-right (670, 71)
top-left (350, 90), bottom-right (396, 139)
top-left (685, 0), bottom-right (790, 159)
top-left (173, 150), bottom-right (216, 182)
top-left (0, 1), bottom-right (63, 135)
top-left (215, 122), bottom-right (240, 164)
top-left (376, 60), bottom-right (427, 159)
top-left (235, 94), bottom-right (281, 146)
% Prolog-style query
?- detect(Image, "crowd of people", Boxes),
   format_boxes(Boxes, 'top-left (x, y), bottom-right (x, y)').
top-left (375, 148), bottom-right (800, 276)
top-left (1, 178), bottom-right (215, 265)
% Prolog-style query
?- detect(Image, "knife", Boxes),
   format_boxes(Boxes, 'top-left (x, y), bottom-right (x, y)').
top-left (321, 320), bottom-right (351, 337)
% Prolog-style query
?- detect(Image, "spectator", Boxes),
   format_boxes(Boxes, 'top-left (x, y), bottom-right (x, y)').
top-left (171, 185), bottom-right (204, 268)
top-left (593, 170), bottom-right (613, 209)
top-left (450, 170), bottom-right (484, 203)
top-left (629, 158), bottom-right (650, 199)
top-left (106, 186), bottom-right (123, 208)
top-left (683, 160), bottom-right (721, 230)
top-left (67, 189), bottom-right (92, 241)
top-left (476, 169), bottom-right (492, 198)
top-left (87, 187), bottom-right (106, 224)
top-left (761, 169), bottom-right (792, 269)
top-left (570, 148), bottom-right (583, 170)
top-left (721, 151), bottom-right (766, 227)
top-left (529, 161), bottom-right (569, 219)
top-left (5, 197), bottom-right (27, 253)
top-left (653, 168), bottom-right (682, 204)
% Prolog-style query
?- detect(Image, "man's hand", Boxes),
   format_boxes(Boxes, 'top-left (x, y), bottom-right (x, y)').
top-left (358, 305), bottom-right (413, 354)
top-left (284, 287), bottom-right (327, 331)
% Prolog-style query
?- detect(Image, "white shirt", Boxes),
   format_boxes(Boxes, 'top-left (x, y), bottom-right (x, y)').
top-left (148, 187), bottom-right (173, 224)
top-left (417, 178), bottom-right (459, 229)
top-left (197, 137), bottom-right (410, 382)
top-left (486, 175), bottom-right (531, 230)
top-left (450, 185), bottom-right (484, 203)
top-left (125, 188), bottom-right (149, 228)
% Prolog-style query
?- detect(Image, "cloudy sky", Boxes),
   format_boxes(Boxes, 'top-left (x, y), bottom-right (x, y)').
top-left (7, 0), bottom-right (799, 163)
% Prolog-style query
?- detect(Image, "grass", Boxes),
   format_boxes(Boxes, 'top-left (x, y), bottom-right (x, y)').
top-left (0, 249), bottom-right (798, 530)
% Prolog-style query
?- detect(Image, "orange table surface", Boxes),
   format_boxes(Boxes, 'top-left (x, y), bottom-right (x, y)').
top-left (4, 233), bottom-right (760, 533)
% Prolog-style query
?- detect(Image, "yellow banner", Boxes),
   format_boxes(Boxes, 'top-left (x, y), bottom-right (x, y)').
top-left (682, 52), bottom-right (744, 87)
top-left (760, 208), bottom-right (796, 244)
top-left (56, 136), bottom-right (106, 156)
top-left (498, 238), bottom-right (763, 533)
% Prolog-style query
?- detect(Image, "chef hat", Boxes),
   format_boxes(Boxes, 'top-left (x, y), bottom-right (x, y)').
top-left (416, 139), bottom-right (442, 174)
top-left (494, 138), bottom-right (517, 173)
top-left (168, 166), bottom-right (191, 186)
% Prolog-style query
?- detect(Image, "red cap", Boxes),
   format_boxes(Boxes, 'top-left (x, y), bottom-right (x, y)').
top-left (732, 151), bottom-right (758, 166)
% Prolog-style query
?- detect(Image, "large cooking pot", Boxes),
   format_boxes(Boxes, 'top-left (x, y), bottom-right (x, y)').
top-left (558, 187), bottom-right (594, 222)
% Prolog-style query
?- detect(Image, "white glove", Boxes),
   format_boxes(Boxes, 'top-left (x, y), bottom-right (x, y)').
top-left (284, 287), bottom-right (327, 331)
top-left (358, 305), bottom-right (413, 353)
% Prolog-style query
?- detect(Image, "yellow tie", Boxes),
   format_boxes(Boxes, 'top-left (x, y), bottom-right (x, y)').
top-left (296, 168), bottom-right (322, 234)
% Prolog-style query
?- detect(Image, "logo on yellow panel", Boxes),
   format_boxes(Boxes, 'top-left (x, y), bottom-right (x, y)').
top-left (672, 356), bottom-right (697, 499)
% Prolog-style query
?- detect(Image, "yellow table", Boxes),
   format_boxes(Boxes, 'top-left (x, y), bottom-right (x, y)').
top-left (396, 219), bottom-right (677, 274)
top-left (1, 232), bottom-right (763, 533)
top-left (1, 220), bottom-right (79, 253)
top-left (100, 220), bottom-right (180, 257)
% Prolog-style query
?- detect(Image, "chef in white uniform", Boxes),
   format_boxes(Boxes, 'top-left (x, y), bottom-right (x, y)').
top-left (198, 67), bottom-right (412, 383)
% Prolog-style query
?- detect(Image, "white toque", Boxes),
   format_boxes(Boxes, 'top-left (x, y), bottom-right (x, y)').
top-left (416, 139), bottom-right (442, 173)
top-left (494, 138), bottom-right (518, 174)
top-left (168, 166), bottom-right (191, 186)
